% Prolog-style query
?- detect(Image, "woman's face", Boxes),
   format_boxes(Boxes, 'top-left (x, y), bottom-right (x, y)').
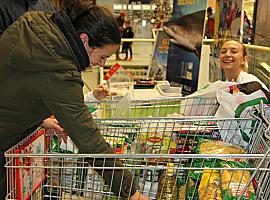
top-left (87, 44), bottom-right (119, 67)
top-left (219, 40), bottom-right (247, 73)
top-left (80, 33), bottom-right (119, 67)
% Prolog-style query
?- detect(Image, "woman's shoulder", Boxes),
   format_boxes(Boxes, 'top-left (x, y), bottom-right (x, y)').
top-left (238, 71), bottom-right (259, 82)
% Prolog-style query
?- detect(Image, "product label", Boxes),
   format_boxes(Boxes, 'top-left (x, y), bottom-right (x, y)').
top-left (229, 183), bottom-right (249, 198)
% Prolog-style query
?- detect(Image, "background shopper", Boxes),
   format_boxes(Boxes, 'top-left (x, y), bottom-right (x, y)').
top-left (115, 11), bottom-right (125, 60)
top-left (122, 19), bottom-right (134, 61)
top-left (205, 7), bottom-right (215, 39)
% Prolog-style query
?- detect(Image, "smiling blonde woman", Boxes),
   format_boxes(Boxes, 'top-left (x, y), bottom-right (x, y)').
top-left (219, 40), bottom-right (268, 91)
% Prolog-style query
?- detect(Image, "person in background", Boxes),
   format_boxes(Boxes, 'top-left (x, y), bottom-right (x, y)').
top-left (115, 11), bottom-right (125, 60)
top-left (122, 19), bottom-right (134, 61)
top-left (242, 11), bottom-right (251, 44)
top-left (0, 0), bottom-right (148, 199)
top-left (244, 11), bottom-right (251, 29)
top-left (117, 11), bottom-right (125, 30)
top-left (205, 7), bottom-right (215, 39)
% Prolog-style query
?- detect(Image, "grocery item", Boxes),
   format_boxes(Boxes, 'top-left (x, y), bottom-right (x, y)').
top-left (196, 139), bottom-right (247, 162)
top-left (157, 163), bottom-right (177, 200)
top-left (51, 135), bottom-right (78, 153)
top-left (141, 181), bottom-right (159, 199)
top-left (145, 167), bottom-right (162, 182)
top-left (174, 131), bottom-right (215, 155)
top-left (198, 170), bottom-right (222, 200)
top-left (177, 179), bottom-right (186, 200)
top-left (137, 132), bottom-right (176, 162)
top-left (197, 139), bottom-right (246, 154)
top-left (187, 158), bottom-right (217, 198)
top-left (102, 133), bottom-right (132, 154)
top-left (83, 169), bottom-right (105, 199)
top-left (177, 169), bottom-right (187, 200)
top-left (185, 177), bottom-right (199, 200)
top-left (227, 85), bottom-right (240, 94)
top-left (220, 161), bottom-right (256, 200)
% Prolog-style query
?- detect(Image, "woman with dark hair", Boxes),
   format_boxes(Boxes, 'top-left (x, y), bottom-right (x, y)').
top-left (0, 0), bottom-right (148, 199)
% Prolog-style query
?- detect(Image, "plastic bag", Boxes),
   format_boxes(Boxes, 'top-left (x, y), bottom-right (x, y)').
top-left (181, 81), bottom-right (235, 116)
top-left (215, 89), bottom-right (268, 147)
top-left (112, 93), bottom-right (132, 118)
top-left (198, 170), bottom-right (222, 200)
top-left (197, 139), bottom-right (246, 162)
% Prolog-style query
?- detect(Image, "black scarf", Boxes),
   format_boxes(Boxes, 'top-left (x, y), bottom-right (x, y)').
top-left (50, 11), bottom-right (89, 71)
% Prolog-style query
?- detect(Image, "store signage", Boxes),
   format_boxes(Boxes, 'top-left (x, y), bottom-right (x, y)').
top-left (165, 0), bottom-right (208, 95)
top-left (209, 0), bottom-right (244, 82)
top-left (148, 30), bottom-right (170, 81)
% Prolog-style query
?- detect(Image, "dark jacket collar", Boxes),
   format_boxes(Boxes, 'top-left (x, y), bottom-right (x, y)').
top-left (50, 11), bottom-right (89, 71)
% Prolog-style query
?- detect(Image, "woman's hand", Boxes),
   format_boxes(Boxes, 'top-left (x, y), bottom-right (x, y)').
top-left (129, 191), bottom-right (150, 200)
top-left (93, 84), bottom-right (117, 101)
top-left (41, 117), bottom-right (68, 144)
top-left (41, 118), bottom-right (64, 132)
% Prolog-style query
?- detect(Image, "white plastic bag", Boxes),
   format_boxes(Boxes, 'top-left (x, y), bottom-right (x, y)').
top-left (215, 89), bottom-right (268, 147)
top-left (181, 81), bottom-right (235, 116)
top-left (189, 80), bottom-right (235, 98)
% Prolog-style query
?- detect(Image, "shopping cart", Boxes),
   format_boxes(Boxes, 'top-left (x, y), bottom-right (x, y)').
top-left (86, 96), bottom-right (218, 118)
top-left (5, 115), bottom-right (270, 199)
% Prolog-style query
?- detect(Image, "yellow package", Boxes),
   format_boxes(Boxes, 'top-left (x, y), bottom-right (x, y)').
top-left (199, 140), bottom-right (247, 162)
top-left (199, 140), bottom-right (246, 154)
top-left (140, 132), bottom-right (176, 154)
top-left (198, 170), bottom-right (222, 200)
top-left (221, 169), bottom-right (255, 199)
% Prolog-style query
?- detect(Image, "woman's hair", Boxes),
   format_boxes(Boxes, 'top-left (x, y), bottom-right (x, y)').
top-left (222, 39), bottom-right (247, 57)
top-left (221, 39), bottom-right (248, 71)
top-left (61, 0), bottom-right (121, 47)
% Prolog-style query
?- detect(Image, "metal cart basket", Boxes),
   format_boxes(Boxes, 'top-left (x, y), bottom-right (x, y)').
top-left (5, 115), bottom-right (270, 200)
top-left (86, 96), bottom-right (218, 118)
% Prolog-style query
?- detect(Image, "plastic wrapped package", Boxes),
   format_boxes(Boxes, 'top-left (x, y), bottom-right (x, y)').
top-left (196, 139), bottom-right (247, 162)
top-left (220, 161), bottom-right (256, 200)
top-left (198, 170), bottom-right (222, 200)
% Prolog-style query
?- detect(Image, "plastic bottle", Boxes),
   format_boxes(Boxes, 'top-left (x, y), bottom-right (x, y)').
top-left (157, 163), bottom-right (177, 200)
